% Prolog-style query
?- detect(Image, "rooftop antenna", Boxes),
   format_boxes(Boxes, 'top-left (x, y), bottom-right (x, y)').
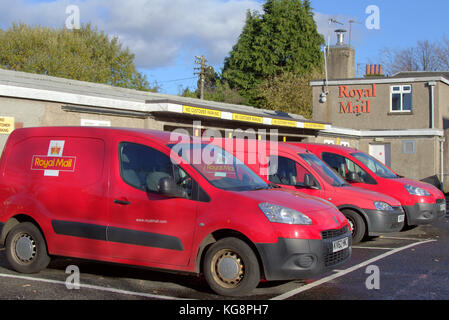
top-left (327, 18), bottom-right (344, 50)
top-left (348, 19), bottom-right (362, 48)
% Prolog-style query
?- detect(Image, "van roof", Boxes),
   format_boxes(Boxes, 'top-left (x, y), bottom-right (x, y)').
top-left (10, 126), bottom-right (185, 146)
top-left (292, 142), bottom-right (359, 154)
top-left (203, 138), bottom-right (309, 154)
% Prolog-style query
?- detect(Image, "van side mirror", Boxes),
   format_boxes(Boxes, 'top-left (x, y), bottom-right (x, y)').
top-left (346, 172), bottom-right (361, 183)
top-left (158, 177), bottom-right (181, 197)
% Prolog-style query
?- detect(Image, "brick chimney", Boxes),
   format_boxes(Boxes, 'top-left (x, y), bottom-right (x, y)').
top-left (365, 64), bottom-right (384, 77)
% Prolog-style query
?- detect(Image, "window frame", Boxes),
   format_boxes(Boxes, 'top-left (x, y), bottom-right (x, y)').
top-left (118, 141), bottom-right (209, 202)
top-left (390, 84), bottom-right (413, 113)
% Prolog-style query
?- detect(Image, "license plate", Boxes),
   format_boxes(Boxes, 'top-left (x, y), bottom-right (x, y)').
top-left (333, 237), bottom-right (349, 253)
top-left (398, 215), bottom-right (405, 223)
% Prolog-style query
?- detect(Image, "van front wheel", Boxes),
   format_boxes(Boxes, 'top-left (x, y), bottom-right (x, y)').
top-left (342, 209), bottom-right (366, 244)
top-left (203, 237), bottom-right (260, 297)
top-left (5, 222), bottom-right (51, 274)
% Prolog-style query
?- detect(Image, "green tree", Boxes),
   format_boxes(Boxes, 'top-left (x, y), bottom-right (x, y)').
top-left (0, 23), bottom-right (157, 92)
top-left (222, 0), bottom-right (324, 111)
top-left (256, 68), bottom-right (323, 119)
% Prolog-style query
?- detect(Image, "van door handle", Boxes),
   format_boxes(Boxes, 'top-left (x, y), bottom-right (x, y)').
top-left (114, 199), bottom-right (131, 205)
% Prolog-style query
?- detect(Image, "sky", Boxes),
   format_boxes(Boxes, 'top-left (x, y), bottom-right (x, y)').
top-left (1, 0), bottom-right (449, 95)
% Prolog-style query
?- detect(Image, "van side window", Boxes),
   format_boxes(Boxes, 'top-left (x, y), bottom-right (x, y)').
top-left (119, 142), bottom-right (196, 199)
top-left (268, 156), bottom-right (317, 187)
top-left (321, 152), bottom-right (376, 185)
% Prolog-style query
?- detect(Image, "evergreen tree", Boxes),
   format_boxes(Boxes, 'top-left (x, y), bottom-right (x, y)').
top-left (222, 0), bottom-right (324, 109)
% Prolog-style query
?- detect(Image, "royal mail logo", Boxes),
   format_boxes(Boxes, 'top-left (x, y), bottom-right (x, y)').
top-left (31, 140), bottom-right (76, 176)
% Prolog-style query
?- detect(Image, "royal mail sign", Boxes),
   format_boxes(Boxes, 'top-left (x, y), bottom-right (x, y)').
top-left (338, 84), bottom-right (376, 114)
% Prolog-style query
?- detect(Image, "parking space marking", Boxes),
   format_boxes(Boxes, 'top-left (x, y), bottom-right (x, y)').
top-left (380, 236), bottom-right (429, 241)
top-left (271, 239), bottom-right (436, 300)
top-left (0, 273), bottom-right (191, 300)
top-left (352, 246), bottom-right (396, 250)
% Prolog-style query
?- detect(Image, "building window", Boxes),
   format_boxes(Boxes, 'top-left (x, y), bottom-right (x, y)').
top-left (402, 140), bottom-right (416, 154)
top-left (390, 85), bottom-right (412, 112)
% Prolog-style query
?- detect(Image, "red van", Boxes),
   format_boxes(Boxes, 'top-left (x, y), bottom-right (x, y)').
top-left (214, 139), bottom-right (405, 244)
top-left (0, 127), bottom-right (351, 297)
top-left (293, 143), bottom-right (446, 228)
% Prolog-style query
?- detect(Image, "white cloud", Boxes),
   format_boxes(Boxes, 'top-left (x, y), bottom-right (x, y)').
top-left (0, 0), bottom-right (261, 69)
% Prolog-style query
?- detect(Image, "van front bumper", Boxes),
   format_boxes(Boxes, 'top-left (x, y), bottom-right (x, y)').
top-left (255, 227), bottom-right (352, 281)
top-left (364, 208), bottom-right (405, 236)
top-left (403, 199), bottom-right (446, 226)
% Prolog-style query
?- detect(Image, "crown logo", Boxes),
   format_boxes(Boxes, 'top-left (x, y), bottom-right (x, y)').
top-left (50, 145), bottom-right (61, 155)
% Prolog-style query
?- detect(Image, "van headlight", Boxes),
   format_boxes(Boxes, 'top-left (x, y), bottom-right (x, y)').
top-left (258, 203), bottom-right (312, 225)
top-left (404, 184), bottom-right (430, 196)
top-left (373, 201), bottom-right (394, 211)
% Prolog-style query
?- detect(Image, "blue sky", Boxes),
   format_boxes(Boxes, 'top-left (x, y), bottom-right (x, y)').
top-left (2, 0), bottom-right (449, 94)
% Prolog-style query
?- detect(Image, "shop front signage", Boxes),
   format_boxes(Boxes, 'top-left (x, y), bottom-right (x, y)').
top-left (338, 84), bottom-right (376, 114)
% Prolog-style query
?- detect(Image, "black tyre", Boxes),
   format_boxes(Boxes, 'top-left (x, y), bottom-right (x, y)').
top-left (203, 237), bottom-right (260, 297)
top-left (5, 222), bottom-right (51, 274)
top-left (342, 209), bottom-right (366, 244)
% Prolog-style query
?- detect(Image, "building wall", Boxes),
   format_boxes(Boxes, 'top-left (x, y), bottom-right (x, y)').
top-left (0, 97), bottom-right (46, 150)
top-left (309, 133), bottom-right (439, 185)
top-left (0, 97), bottom-right (165, 152)
top-left (313, 81), bottom-right (433, 130)
top-left (358, 137), bottom-right (438, 181)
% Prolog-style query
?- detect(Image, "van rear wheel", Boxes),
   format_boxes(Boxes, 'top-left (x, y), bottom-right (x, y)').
top-left (203, 237), bottom-right (260, 297)
top-left (5, 222), bottom-right (51, 274)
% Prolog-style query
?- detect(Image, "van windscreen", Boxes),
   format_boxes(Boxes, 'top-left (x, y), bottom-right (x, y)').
top-left (351, 152), bottom-right (398, 179)
top-left (299, 153), bottom-right (348, 187)
top-left (169, 143), bottom-right (269, 191)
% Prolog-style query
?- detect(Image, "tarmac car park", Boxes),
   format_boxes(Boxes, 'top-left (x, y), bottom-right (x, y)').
top-left (0, 216), bottom-right (446, 303)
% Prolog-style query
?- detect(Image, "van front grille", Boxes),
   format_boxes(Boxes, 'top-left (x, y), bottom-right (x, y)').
top-left (321, 225), bottom-right (349, 240)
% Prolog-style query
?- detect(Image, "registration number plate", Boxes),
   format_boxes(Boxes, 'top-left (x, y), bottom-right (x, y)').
top-left (333, 237), bottom-right (349, 253)
top-left (398, 215), bottom-right (405, 223)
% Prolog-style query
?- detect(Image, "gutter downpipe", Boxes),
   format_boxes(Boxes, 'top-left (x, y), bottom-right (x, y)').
top-left (427, 81), bottom-right (444, 190)
top-left (441, 138), bottom-right (445, 191)
top-left (428, 81), bottom-right (436, 129)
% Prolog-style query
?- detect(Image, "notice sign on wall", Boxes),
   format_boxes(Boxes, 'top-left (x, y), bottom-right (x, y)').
top-left (0, 117), bottom-right (14, 134)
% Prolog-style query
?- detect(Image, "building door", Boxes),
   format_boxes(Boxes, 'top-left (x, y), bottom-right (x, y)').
top-left (369, 144), bottom-right (391, 167)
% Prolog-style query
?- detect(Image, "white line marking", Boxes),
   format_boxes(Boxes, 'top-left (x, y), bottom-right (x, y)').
top-left (0, 273), bottom-right (191, 300)
top-left (379, 236), bottom-right (429, 241)
top-left (271, 239), bottom-right (436, 300)
top-left (352, 246), bottom-right (396, 250)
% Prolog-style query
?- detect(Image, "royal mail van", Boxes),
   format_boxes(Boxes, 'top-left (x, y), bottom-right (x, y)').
top-left (0, 127), bottom-right (351, 297)
top-left (293, 143), bottom-right (446, 228)
top-left (213, 139), bottom-right (405, 244)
